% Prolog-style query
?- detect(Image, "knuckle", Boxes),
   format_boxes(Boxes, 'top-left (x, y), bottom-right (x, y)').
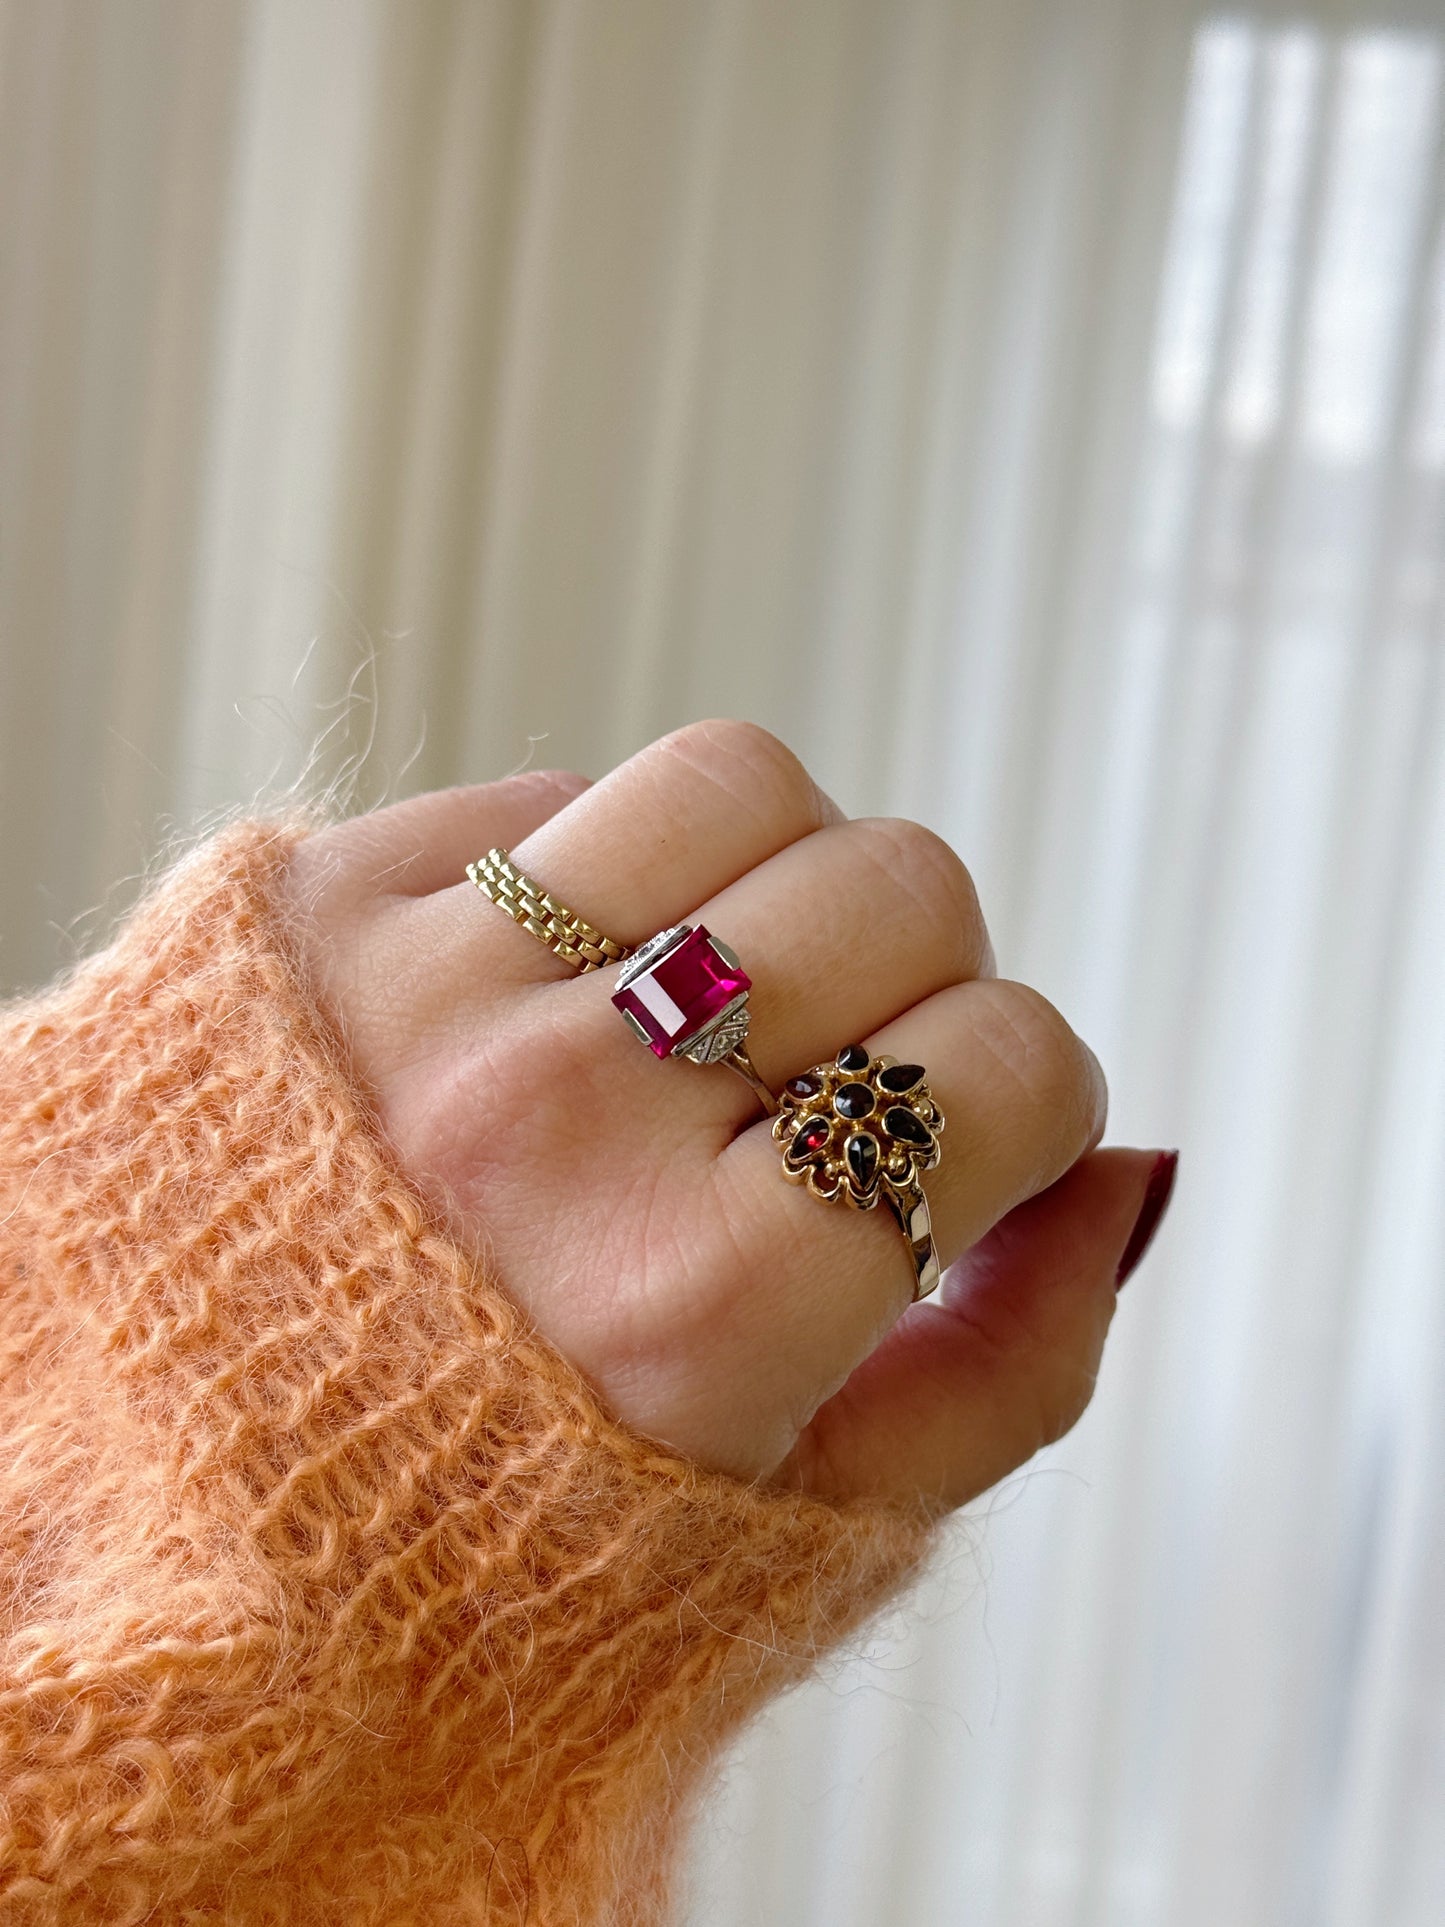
top-left (656, 718), bottom-right (826, 830)
top-left (1010, 1361), bottom-right (1095, 1468)
top-left (972, 981), bottom-right (1106, 1146)
top-left (506, 767), bottom-right (592, 803)
top-left (855, 818), bottom-right (985, 964)
top-left (426, 769), bottom-right (590, 815)
top-left (780, 1399), bottom-right (854, 1501)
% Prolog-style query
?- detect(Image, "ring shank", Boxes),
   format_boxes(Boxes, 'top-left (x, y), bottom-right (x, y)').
top-left (885, 1178), bottom-right (941, 1302)
top-left (718, 1043), bottom-right (780, 1116)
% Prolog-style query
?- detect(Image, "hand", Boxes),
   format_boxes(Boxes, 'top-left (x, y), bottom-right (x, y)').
top-left (281, 721), bottom-right (1176, 1515)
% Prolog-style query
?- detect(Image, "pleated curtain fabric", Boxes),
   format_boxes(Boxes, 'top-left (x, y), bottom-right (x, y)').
top-left (2, 3), bottom-right (1443, 1923)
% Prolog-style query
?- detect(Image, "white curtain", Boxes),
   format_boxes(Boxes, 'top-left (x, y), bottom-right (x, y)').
top-left (2, 3), bottom-right (1443, 1922)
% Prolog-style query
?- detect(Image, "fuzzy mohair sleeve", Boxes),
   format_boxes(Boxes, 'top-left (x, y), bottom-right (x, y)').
top-left (0, 812), bottom-right (940, 1926)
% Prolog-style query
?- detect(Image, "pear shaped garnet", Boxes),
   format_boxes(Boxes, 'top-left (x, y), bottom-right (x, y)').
top-left (836, 1043), bottom-right (870, 1073)
top-left (845, 1132), bottom-right (880, 1190)
top-left (877, 1062), bottom-right (925, 1096)
top-left (789, 1115), bottom-right (832, 1157)
top-left (785, 1073), bottom-right (822, 1100)
top-left (883, 1105), bottom-right (933, 1148)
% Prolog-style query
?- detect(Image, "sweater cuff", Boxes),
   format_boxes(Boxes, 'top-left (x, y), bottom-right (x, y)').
top-left (0, 811), bottom-right (939, 1926)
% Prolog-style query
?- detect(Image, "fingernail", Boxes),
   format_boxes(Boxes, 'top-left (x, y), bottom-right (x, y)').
top-left (1115, 1149), bottom-right (1179, 1289)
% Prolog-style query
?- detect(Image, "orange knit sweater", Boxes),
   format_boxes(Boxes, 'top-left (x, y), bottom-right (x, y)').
top-left (0, 811), bottom-right (940, 1926)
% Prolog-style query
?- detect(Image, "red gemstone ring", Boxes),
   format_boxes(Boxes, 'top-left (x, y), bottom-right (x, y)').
top-left (611, 924), bottom-right (778, 1115)
top-left (772, 1044), bottom-right (944, 1301)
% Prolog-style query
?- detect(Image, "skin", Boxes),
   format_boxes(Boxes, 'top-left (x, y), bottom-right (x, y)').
top-left (280, 720), bottom-right (1170, 1520)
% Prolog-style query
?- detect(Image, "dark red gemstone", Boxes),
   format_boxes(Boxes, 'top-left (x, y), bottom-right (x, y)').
top-left (883, 1105), bottom-right (932, 1148)
top-left (877, 1062), bottom-right (925, 1095)
top-left (836, 1043), bottom-right (870, 1073)
top-left (834, 1081), bottom-right (874, 1119)
top-left (845, 1131), bottom-right (880, 1189)
top-left (785, 1073), bottom-right (823, 1100)
top-left (790, 1115), bottom-right (832, 1156)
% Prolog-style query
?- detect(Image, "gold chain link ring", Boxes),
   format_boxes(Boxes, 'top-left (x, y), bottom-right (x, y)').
top-left (465, 848), bottom-right (633, 973)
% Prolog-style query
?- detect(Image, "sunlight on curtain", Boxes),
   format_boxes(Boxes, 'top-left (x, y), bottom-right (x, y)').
top-left (689, 15), bottom-right (1445, 1925)
top-left (0, 4), bottom-right (1441, 1923)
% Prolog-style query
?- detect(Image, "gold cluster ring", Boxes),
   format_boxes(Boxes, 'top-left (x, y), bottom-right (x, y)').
top-left (773, 1044), bottom-right (944, 1301)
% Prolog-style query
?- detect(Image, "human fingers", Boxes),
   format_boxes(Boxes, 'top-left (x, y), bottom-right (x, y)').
top-left (415, 719), bottom-right (846, 994)
top-left (721, 977), bottom-right (1106, 1304)
top-left (856, 979), bottom-right (1108, 1269)
top-left (508, 811), bottom-right (995, 1158)
top-left (769, 1148), bottom-right (1178, 1511)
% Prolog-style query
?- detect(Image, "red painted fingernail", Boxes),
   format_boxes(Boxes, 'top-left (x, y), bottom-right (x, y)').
top-left (1115, 1150), bottom-right (1179, 1288)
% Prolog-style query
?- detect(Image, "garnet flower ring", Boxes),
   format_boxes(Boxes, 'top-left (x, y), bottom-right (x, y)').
top-left (773, 1044), bottom-right (944, 1301)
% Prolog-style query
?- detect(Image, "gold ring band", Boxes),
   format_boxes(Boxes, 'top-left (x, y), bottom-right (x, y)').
top-left (465, 848), bottom-right (632, 973)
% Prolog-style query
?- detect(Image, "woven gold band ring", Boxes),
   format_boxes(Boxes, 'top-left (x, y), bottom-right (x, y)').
top-left (464, 848), bottom-right (631, 973)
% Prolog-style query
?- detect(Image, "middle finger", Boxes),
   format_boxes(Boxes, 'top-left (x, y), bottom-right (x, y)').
top-left (553, 812), bottom-right (997, 1143)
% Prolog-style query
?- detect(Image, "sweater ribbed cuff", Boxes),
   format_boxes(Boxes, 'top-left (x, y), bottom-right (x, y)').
top-left (0, 812), bottom-right (938, 1926)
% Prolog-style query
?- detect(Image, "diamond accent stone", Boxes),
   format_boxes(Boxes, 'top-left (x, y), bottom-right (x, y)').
top-left (614, 924), bottom-right (690, 990)
top-left (680, 998), bottom-right (750, 1065)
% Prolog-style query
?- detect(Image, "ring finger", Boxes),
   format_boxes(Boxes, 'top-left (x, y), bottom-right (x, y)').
top-left (669, 814), bottom-right (997, 1104)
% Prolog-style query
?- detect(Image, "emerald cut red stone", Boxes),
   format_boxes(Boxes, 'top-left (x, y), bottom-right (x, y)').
top-left (611, 926), bottom-right (750, 1058)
